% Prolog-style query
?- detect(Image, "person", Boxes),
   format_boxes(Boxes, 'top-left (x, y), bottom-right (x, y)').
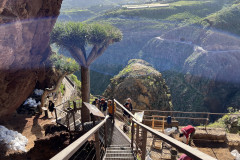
top-left (126, 98), bottom-right (133, 112)
top-left (123, 102), bottom-right (130, 118)
top-left (107, 100), bottom-right (116, 116)
top-left (100, 98), bottom-right (107, 116)
top-left (92, 98), bottom-right (99, 109)
top-left (48, 100), bottom-right (55, 118)
top-left (179, 125), bottom-right (195, 145)
top-left (178, 154), bottom-right (192, 160)
top-left (123, 98), bottom-right (133, 118)
top-left (107, 100), bottom-right (116, 122)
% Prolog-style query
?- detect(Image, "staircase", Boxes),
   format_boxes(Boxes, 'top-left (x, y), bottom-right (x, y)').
top-left (103, 144), bottom-right (135, 160)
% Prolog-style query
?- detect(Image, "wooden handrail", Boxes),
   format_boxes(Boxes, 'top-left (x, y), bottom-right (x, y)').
top-left (133, 109), bottom-right (240, 116)
top-left (51, 115), bottom-right (109, 160)
top-left (132, 118), bottom-right (217, 160)
top-left (114, 99), bottom-right (138, 121)
top-left (114, 99), bottom-right (217, 160)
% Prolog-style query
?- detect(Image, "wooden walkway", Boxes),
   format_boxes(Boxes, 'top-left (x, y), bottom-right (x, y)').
top-left (56, 112), bottom-right (81, 131)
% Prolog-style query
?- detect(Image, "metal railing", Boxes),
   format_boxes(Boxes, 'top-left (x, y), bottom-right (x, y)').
top-left (114, 99), bottom-right (217, 160)
top-left (51, 115), bottom-right (110, 160)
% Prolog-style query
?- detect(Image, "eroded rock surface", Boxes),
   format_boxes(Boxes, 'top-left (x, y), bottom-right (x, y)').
top-left (104, 59), bottom-right (172, 110)
top-left (0, 0), bottom-right (62, 117)
top-left (142, 25), bottom-right (240, 113)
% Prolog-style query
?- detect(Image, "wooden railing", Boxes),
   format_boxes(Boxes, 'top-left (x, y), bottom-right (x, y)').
top-left (114, 99), bottom-right (217, 160)
top-left (133, 109), bottom-right (240, 127)
top-left (50, 115), bottom-right (109, 160)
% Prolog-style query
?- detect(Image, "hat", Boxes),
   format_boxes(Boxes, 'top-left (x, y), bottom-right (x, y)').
top-left (101, 98), bottom-right (105, 102)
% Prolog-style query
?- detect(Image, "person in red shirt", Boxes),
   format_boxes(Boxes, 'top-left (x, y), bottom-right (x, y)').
top-left (178, 154), bottom-right (192, 160)
top-left (179, 125), bottom-right (195, 145)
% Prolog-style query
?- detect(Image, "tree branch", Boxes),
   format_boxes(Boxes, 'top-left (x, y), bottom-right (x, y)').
top-left (68, 47), bottom-right (87, 67)
top-left (86, 45), bottom-right (100, 66)
top-left (86, 40), bottom-right (111, 66)
top-left (40, 72), bottom-right (68, 108)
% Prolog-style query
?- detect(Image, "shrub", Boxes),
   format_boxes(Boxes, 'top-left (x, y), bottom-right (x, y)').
top-left (50, 54), bottom-right (79, 73)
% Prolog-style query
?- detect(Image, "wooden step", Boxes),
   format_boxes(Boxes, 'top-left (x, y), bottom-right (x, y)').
top-left (104, 157), bottom-right (134, 160)
top-left (107, 147), bottom-right (132, 151)
top-left (106, 150), bottom-right (132, 154)
top-left (105, 153), bottom-right (134, 158)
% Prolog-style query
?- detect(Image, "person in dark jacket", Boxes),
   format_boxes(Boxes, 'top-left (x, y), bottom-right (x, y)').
top-left (48, 100), bottom-right (55, 118)
top-left (100, 98), bottom-right (107, 116)
top-left (92, 98), bottom-right (99, 109)
top-left (126, 98), bottom-right (133, 112)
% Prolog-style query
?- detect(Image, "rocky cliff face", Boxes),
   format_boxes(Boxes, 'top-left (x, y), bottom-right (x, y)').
top-left (0, 0), bottom-right (62, 117)
top-left (141, 26), bottom-right (240, 113)
top-left (103, 59), bottom-right (172, 110)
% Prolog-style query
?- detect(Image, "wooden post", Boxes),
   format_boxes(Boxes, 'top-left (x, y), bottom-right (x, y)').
top-left (104, 122), bottom-right (107, 147)
top-left (54, 108), bottom-right (58, 122)
top-left (66, 112), bottom-right (70, 131)
top-left (95, 130), bottom-right (100, 160)
top-left (72, 110), bottom-right (76, 131)
top-left (205, 113), bottom-right (210, 130)
top-left (141, 128), bottom-right (147, 160)
top-left (136, 124), bottom-right (139, 152)
top-left (73, 101), bottom-right (77, 112)
top-left (152, 116), bottom-right (155, 129)
top-left (170, 149), bottom-right (178, 160)
top-left (68, 101), bottom-right (71, 109)
top-left (131, 121), bottom-right (135, 148)
top-left (112, 99), bottom-right (115, 123)
top-left (162, 117), bottom-right (165, 133)
top-left (93, 115), bottom-right (96, 126)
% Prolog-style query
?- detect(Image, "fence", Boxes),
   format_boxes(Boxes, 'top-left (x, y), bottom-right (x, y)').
top-left (132, 109), bottom-right (240, 128)
top-left (51, 116), bottom-right (111, 160)
top-left (114, 99), bottom-right (217, 160)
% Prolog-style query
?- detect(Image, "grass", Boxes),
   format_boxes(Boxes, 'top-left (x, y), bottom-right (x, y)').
top-left (62, 9), bottom-right (89, 13)
top-left (204, 110), bottom-right (240, 133)
top-left (170, 1), bottom-right (209, 6)
top-left (202, 2), bottom-right (240, 35)
top-left (103, 0), bottom-right (216, 20)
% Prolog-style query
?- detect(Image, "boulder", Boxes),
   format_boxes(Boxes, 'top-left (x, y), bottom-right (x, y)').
top-left (0, 0), bottom-right (62, 117)
top-left (103, 59), bottom-right (173, 111)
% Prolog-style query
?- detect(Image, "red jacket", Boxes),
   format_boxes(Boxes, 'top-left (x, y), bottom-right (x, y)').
top-left (181, 125), bottom-right (195, 138)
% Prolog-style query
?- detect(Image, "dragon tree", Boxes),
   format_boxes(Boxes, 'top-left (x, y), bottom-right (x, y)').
top-left (50, 22), bottom-right (122, 123)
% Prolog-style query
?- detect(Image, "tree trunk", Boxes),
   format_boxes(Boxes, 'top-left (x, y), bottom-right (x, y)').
top-left (81, 66), bottom-right (90, 123)
top-left (40, 72), bottom-right (68, 108)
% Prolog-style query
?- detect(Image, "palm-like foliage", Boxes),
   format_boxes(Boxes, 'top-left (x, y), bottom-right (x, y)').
top-left (51, 22), bottom-right (122, 60)
top-left (50, 22), bottom-right (122, 123)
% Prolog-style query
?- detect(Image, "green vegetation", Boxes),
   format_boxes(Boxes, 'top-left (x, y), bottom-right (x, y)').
top-left (51, 22), bottom-right (122, 50)
top-left (170, 1), bottom-right (207, 6)
top-left (203, 3), bottom-right (240, 35)
top-left (207, 108), bottom-right (240, 133)
top-left (60, 83), bottom-right (66, 95)
top-left (50, 54), bottom-right (79, 73)
top-left (103, 0), bottom-right (221, 21)
top-left (51, 21), bottom-right (122, 122)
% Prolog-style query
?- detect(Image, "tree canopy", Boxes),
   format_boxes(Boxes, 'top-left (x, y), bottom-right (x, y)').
top-left (50, 22), bottom-right (122, 123)
top-left (50, 53), bottom-right (79, 73)
top-left (51, 22), bottom-right (122, 54)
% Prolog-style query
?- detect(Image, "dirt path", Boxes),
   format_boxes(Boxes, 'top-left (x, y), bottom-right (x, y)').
top-left (0, 113), bottom-right (53, 152)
